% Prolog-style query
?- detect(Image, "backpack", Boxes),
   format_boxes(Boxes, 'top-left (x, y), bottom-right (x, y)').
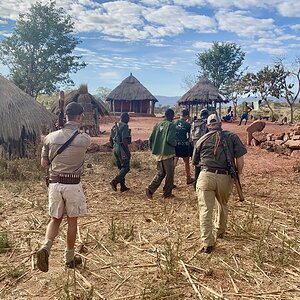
top-left (191, 118), bottom-right (208, 142)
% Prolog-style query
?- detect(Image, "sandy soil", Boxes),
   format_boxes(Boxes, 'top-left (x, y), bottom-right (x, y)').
top-left (0, 116), bottom-right (299, 299)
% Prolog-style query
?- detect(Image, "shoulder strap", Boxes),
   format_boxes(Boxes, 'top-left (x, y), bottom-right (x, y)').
top-left (49, 130), bottom-right (80, 165)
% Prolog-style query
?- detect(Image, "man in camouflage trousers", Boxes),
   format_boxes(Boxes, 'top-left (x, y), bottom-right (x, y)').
top-left (110, 112), bottom-right (132, 192)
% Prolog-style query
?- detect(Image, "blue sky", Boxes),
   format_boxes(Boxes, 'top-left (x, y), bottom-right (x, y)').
top-left (0, 0), bottom-right (299, 97)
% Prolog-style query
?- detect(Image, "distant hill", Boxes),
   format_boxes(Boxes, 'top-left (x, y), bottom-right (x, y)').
top-left (155, 95), bottom-right (180, 107)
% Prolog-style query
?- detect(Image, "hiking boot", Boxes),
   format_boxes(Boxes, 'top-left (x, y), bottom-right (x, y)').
top-left (186, 177), bottom-right (195, 185)
top-left (200, 246), bottom-right (214, 254)
top-left (110, 180), bottom-right (117, 191)
top-left (66, 255), bottom-right (82, 269)
top-left (120, 185), bottom-right (130, 192)
top-left (145, 188), bottom-right (153, 199)
top-left (36, 248), bottom-right (49, 272)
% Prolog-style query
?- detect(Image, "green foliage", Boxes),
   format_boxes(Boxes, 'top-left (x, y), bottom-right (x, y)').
top-left (196, 42), bottom-right (245, 89)
top-left (7, 265), bottom-right (25, 279)
top-left (130, 158), bottom-right (142, 169)
top-left (0, 1), bottom-right (86, 97)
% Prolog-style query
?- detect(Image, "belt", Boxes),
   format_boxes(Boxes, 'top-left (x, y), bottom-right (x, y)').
top-left (201, 167), bottom-right (229, 175)
top-left (49, 174), bottom-right (81, 184)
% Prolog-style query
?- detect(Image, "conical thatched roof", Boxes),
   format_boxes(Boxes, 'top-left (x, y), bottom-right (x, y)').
top-left (51, 85), bottom-right (110, 117)
top-left (106, 73), bottom-right (158, 102)
top-left (178, 77), bottom-right (228, 105)
top-left (0, 75), bottom-right (56, 158)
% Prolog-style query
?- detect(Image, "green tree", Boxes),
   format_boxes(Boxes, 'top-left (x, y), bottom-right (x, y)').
top-left (196, 42), bottom-right (245, 90)
top-left (275, 58), bottom-right (300, 123)
top-left (240, 65), bottom-right (285, 119)
top-left (0, 1), bottom-right (86, 98)
top-left (95, 86), bottom-right (112, 101)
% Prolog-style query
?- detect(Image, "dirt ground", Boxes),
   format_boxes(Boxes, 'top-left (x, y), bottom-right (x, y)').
top-left (0, 116), bottom-right (299, 299)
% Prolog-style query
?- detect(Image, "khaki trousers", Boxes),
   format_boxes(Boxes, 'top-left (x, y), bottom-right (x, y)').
top-left (196, 170), bottom-right (234, 247)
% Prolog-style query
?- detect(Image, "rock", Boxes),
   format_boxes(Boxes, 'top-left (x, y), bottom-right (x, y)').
top-left (283, 133), bottom-right (291, 142)
top-left (252, 132), bottom-right (267, 143)
top-left (291, 150), bottom-right (300, 158)
top-left (292, 135), bottom-right (300, 140)
top-left (267, 133), bottom-right (275, 141)
top-left (246, 121), bottom-right (266, 145)
top-left (285, 140), bottom-right (300, 150)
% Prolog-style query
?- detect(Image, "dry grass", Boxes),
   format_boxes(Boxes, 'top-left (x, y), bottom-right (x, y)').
top-left (0, 149), bottom-right (299, 300)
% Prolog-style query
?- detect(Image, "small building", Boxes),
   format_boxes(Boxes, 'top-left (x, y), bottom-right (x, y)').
top-left (0, 75), bottom-right (56, 159)
top-left (51, 85), bottom-right (110, 136)
top-left (178, 76), bottom-right (228, 117)
top-left (106, 73), bottom-right (157, 115)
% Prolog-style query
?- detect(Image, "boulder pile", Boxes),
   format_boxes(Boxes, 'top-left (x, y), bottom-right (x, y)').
top-left (252, 124), bottom-right (300, 157)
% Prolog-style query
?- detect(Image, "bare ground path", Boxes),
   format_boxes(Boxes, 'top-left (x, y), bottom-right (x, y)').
top-left (0, 117), bottom-right (299, 299)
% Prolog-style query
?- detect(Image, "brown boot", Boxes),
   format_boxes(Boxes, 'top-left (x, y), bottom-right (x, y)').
top-left (186, 177), bottom-right (195, 185)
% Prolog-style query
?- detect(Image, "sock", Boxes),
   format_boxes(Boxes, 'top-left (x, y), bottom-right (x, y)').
top-left (65, 248), bottom-right (75, 263)
top-left (41, 239), bottom-right (53, 253)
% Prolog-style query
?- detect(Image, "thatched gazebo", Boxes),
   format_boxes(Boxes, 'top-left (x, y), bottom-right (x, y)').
top-left (0, 75), bottom-right (56, 159)
top-left (51, 85), bottom-right (110, 136)
top-left (106, 73), bottom-right (157, 115)
top-left (178, 77), bottom-right (228, 117)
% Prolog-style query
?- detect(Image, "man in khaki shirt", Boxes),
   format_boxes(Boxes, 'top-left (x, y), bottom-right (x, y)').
top-left (37, 102), bottom-right (91, 272)
top-left (192, 114), bottom-right (247, 253)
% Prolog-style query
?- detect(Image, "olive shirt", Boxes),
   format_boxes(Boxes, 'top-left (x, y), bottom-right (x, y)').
top-left (174, 119), bottom-right (191, 143)
top-left (110, 122), bottom-right (131, 159)
top-left (192, 129), bottom-right (247, 170)
top-left (41, 121), bottom-right (91, 176)
top-left (149, 119), bottom-right (176, 161)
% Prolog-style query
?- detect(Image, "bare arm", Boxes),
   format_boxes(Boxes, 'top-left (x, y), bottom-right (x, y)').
top-left (41, 158), bottom-right (49, 168)
top-left (235, 156), bottom-right (244, 175)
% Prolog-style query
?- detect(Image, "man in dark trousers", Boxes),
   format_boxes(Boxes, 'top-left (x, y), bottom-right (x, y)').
top-left (192, 114), bottom-right (247, 253)
top-left (110, 112), bottom-right (131, 192)
top-left (37, 102), bottom-right (91, 272)
top-left (174, 109), bottom-right (194, 185)
top-left (146, 109), bottom-right (177, 199)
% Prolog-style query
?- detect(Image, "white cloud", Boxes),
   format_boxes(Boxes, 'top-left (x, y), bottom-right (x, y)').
top-left (276, 0), bottom-right (300, 17)
top-left (192, 41), bottom-right (213, 49)
top-left (290, 24), bottom-right (300, 31)
top-left (216, 10), bottom-right (275, 38)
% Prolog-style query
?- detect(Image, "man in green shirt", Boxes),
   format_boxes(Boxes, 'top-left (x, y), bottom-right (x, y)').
top-left (174, 109), bottom-right (194, 185)
top-left (192, 114), bottom-right (247, 253)
top-left (146, 109), bottom-right (177, 199)
top-left (110, 112), bottom-right (131, 192)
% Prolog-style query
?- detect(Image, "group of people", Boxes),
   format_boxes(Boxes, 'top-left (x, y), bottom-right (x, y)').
top-left (36, 102), bottom-right (247, 272)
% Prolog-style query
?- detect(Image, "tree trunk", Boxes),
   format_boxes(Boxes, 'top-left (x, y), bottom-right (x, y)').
top-left (290, 104), bottom-right (294, 124)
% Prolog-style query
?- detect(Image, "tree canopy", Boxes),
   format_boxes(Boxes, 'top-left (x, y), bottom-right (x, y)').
top-left (196, 42), bottom-right (245, 90)
top-left (0, 1), bottom-right (86, 98)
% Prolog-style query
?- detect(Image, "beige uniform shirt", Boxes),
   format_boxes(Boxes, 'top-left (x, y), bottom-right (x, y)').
top-left (41, 121), bottom-right (91, 176)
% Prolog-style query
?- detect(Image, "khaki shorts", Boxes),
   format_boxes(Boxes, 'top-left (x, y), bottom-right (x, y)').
top-left (48, 183), bottom-right (87, 218)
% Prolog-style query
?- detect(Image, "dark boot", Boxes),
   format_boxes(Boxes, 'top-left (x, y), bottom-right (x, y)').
top-left (120, 179), bottom-right (130, 192)
top-left (110, 179), bottom-right (118, 191)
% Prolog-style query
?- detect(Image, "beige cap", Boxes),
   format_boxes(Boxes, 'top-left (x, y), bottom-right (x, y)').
top-left (207, 114), bottom-right (221, 125)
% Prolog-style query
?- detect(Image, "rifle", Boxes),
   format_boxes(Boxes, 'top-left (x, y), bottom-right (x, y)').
top-left (58, 91), bottom-right (65, 129)
top-left (114, 122), bottom-right (131, 159)
top-left (220, 132), bottom-right (244, 202)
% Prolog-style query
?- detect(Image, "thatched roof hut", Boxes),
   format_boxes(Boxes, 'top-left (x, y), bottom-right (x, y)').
top-left (177, 77), bottom-right (228, 116)
top-left (51, 85), bottom-right (110, 136)
top-left (0, 75), bottom-right (56, 159)
top-left (106, 73), bottom-right (157, 115)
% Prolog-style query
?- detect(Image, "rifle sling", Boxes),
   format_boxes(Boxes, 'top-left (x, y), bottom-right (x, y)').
top-left (49, 130), bottom-right (80, 165)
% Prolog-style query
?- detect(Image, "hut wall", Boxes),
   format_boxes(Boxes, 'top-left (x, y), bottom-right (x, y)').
top-left (113, 100), bottom-right (150, 114)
